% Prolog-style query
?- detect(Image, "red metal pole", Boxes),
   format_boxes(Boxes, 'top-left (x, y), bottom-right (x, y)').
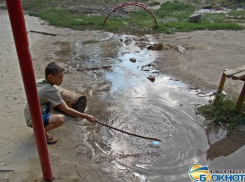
top-left (5, 0), bottom-right (53, 181)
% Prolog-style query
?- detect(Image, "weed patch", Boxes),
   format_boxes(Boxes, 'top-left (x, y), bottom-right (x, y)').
top-left (198, 95), bottom-right (245, 128)
top-left (229, 9), bottom-right (245, 18)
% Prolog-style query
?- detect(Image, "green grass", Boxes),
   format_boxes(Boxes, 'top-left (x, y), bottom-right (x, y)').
top-left (22, 0), bottom-right (244, 34)
top-left (157, 21), bottom-right (242, 33)
top-left (22, 0), bottom-right (60, 12)
top-left (198, 95), bottom-right (245, 128)
top-left (30, 9), bottom-right (155, 32)
top-left (218, 0), bottom-right (245, 8)
top-left (22, 0), bottom-right (150, 11)
top-left (186, 0), bottom-right (245, 8)
top-left (30, 9), bottom-right (105, 30)
top-left (229, 9), bottom-right (245, 18)
top-left (0, 5), bottom-right (7, 10)
top-left (154, 1), bottom-right (196, 20)
top-left (147, 1), bottom-right (160, 6)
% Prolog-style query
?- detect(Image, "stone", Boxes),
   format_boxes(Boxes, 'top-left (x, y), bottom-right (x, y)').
top-left (189, 13), bottom-right (202, 23)
top-left (147, 75), bottom-right (155, 82)
top-left (213, 4), bottom-right (223, 10)
top-left (147, 43), bottom-right (163, 50)
top-left (129, 58), bottom-right (136, 63)
top-left (133, 36), bottom-right (149, 42)
top-left (151, 70), bottom-right (160, 74)
top-left (143, 67), bottom-right (151, 71)
top-left (101, 65), bottom-right (112, 69)
top-left (124, 37), bottom-right (132, 45)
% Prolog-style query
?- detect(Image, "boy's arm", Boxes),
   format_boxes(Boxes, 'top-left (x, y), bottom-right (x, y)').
top-left (57, 102), bottom-right (97, 123)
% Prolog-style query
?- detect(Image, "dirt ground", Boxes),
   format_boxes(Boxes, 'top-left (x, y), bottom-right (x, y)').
top-left (0, 5), bottom-right (245, 182)
top-left (152, 30), bottom-right (245, 96)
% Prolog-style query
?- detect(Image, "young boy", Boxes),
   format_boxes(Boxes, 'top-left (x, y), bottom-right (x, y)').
top-left (24, 62), bottom-right (98, 144)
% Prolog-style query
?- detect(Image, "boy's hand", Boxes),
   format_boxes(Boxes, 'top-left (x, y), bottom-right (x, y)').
top-left (86, 115), bottom-right (98, 123)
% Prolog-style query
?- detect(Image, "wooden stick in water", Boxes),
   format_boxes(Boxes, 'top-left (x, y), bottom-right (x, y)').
top-left (97, 121), bottom-right (162, 142)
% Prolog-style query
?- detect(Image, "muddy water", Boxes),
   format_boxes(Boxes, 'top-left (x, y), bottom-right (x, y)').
top-left (55, 35), bottom-right (245, 182)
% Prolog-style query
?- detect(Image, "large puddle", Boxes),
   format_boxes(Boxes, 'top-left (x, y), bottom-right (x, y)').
top-left (55, 34), bottom-right (245, 181)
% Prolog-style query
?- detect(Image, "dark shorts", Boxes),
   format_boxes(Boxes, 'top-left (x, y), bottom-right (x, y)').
top-left (42, 104), bottom-right (51, 127)
top-left (42, 113), bottom-right (50, 127)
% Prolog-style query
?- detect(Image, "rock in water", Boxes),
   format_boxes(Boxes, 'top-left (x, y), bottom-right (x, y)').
top-left (147, 43), bottom-right (163, 50)
top-left (129, 58), bottom-right (136, 63)
top-left (147, 75), bottom-right (156, 82)
top-left (189, 13), bottom-right (201, 23)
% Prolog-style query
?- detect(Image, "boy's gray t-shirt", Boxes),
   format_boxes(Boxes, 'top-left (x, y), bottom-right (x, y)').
top-left (24, 79), bottom-right (64, 127)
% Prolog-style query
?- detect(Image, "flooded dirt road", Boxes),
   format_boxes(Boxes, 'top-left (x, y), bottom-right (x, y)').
top-left (1, 8), bottom-right (245, 182)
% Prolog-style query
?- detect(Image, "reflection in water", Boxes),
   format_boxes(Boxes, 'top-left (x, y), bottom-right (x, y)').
top-left (207, 129), bottom-right (245, 161)
top-left (55, 34), bottom-right (245, 181)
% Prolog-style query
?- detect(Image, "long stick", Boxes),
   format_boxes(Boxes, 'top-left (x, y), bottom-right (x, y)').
top-left (30, 30), bottom-right (57, 36)
top-left (97, 121), bottom-right (162, 142)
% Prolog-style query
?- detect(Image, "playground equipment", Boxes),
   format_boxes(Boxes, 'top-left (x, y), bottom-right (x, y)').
top-left (102, 2), bottom-right (158, 28)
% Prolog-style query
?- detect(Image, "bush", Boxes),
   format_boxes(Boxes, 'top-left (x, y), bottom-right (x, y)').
top-left (198, 94), bottom-right (245, 128)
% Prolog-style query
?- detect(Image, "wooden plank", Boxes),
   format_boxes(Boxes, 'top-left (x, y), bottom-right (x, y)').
top-left (214, 73), bottom-right (227, 104)
top-left (231, 70), bottom-right (245, 80)
top-left (224, 65), bottom-right (245, 77)
top-left (236, 83), bottom-right (245, 112)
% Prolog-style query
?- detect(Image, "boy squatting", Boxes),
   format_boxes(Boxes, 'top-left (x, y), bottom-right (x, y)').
top-left (24, 62), bottom-right (98, 144)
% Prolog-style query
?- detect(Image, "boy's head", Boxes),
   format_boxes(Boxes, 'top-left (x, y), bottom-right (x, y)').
top-left (45, 62), bottom-right (64, 86)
